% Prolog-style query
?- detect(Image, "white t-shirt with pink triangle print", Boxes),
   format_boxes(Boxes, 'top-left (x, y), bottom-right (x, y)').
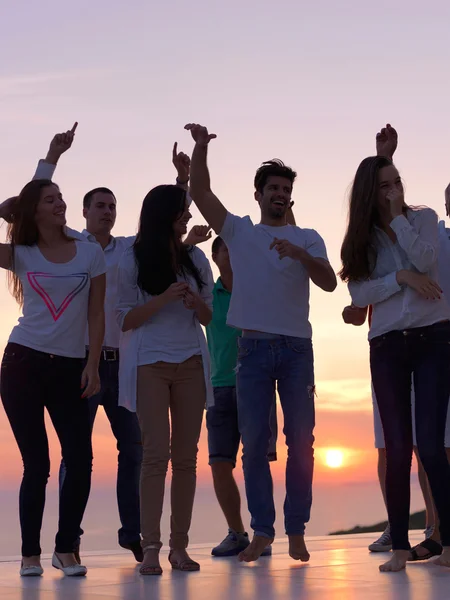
top-left (8, 240), bottom-right (106, 358)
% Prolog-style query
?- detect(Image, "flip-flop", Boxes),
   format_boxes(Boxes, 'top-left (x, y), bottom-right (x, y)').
top-left (408, 538), bottom-right (443, 562)
top-left (168, 551), bottom-right (200, 572)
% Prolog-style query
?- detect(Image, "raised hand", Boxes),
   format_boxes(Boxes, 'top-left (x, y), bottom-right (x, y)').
top-left (269, 237), bottom-right (303, 261)
top-left (376, 124), bottom-right (398, 159)
top-left (386, 187), bottom-right (404, 219)
top-left (0, 196), bottom-right (18, 223)
top-left (445, 183), bottom-right (450, 217)
top-left (173, 142), bottom-right (191, 183)
top-left (184, 225), bottom-right (212, 246)
top-left (46, 122), bottom-right (78, 164)
top-left (184, 123), bottom-right (217, 146)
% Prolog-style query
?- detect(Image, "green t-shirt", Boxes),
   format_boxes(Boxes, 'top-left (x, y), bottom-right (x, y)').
top-left (206, 278), bottom-right (241, 387)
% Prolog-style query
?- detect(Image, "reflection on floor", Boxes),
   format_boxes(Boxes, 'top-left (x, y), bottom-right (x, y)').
top-left (0, 532), bottom-right (449, 600)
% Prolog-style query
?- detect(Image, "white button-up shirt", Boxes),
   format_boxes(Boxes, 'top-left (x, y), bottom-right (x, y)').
top-left (348, 208), bottom-right (450, 340)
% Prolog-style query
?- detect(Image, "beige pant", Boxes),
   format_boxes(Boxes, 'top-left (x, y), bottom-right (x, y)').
top-left (136, 356), bottom-right (206, 550)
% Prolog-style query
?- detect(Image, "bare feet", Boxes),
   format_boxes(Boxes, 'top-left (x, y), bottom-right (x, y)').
top-left (289, 535), bottom-right (310, 562)
top-left (55, 552), bottom-right (79, 568)
top-left (379, 550), bottom-right (409, 572)
top-left (21, 556), bottom-right (42, 569)
top-left (434, 547), bottom-right (450, 567)
top-left (238, 535), bottom-right (273, 563)
top-left (139, 548), bottom-right (162, 576)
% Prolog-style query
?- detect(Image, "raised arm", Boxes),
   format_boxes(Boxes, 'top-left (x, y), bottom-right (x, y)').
top-left (33, 122), bottom-right (78, 179)
top-left (376, 124), bottom-right (398, 161)
top-left (184, 123), bottom-right (227, 234)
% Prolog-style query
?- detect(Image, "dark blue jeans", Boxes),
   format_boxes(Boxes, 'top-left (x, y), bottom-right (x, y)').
top-left (236, 336), bottom-right (315, 539)
top-left (370, 321), bottom-right (450, 550)
top-left (59, 355), bottom-right (142, 547)
top-left (0, 343), bottom-right (92, 557)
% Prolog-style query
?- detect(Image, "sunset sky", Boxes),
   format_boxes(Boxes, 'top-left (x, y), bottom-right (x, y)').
top-left (1, 0), bottom-right (449, 497)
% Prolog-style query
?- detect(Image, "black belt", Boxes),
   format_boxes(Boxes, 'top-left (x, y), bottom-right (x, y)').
top-left (86, 348), bottom-right (119, 361)
top-left (101, 348), bottom-right (119, 361)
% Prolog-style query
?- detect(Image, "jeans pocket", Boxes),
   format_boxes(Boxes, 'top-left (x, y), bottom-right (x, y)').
top-left (1, 344), bottom-right (30, 369)
top-left (288, 339), bottom-right (312, 354)
top-left (369, 335), bottom-right (387, 352)
top-left (237, 345), bottom-right (252, 359)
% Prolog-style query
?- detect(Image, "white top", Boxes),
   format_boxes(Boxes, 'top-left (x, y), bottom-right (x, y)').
top-left (219, 212), bottom-right (329, 338)
top-left (116, 246), bottom-right (214, 411)
top-left (348, 209), bottom-right (450, 340)
top-left (8, 241), bottom-right (106, 358)
top-left (34, 159), bottom-right (135, 349)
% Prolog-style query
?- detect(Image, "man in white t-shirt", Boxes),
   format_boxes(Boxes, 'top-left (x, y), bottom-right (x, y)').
top-left (185, 123), bottom-right (337, 563)
top-left (32, 131), bottom-right (198, 564)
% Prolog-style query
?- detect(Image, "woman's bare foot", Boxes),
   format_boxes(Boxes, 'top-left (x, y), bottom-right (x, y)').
top-left (288, 535), bottom-right (310, 562)
top-left (21, 556), bottom-right (42, 569)
top-left (140, 548), bottom-right (162, 576)
top-left (379, 550), bottom-right (409, 572)
top-left (55, 552), bottom-right (79, 568)
top-left (434, 547), bottom-right (450, 567)
top-left (238, 535), bottom-right (273, 562)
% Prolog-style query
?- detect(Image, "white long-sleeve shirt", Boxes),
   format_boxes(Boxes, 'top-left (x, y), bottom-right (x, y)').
top-left (116, 246), bottom-right (214, 412)
top-left (348, 208), bottom-right (450, 340)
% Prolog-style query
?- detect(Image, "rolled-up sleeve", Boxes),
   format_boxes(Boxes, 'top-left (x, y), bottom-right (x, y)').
top-left (32, 160), bottom-right (56, 181)
top-left (116, 251), bottom-right (140, 332)
top-left (348, 271), bottom-right (401, 308)
top-left (390, 209), bottom-right (438, 273)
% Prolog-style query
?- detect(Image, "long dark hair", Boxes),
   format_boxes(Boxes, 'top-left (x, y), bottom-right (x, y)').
top-left (133, 185), bottom-right (204, 296)
top-left (340, 156), bottom-right (400, 282)
top-left (7, 179), bottom-right (67, 305)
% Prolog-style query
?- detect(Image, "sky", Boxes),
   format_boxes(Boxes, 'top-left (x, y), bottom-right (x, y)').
top-left (0, 0), bottom-right (449, 541)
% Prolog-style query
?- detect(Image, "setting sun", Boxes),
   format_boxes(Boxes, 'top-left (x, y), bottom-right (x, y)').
top-left (325, 449), bottom-right (344, 469)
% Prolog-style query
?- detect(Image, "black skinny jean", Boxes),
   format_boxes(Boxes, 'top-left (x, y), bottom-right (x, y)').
top-left (0, 343), bottom-right (93, 557)
top-left (370, 321), bottom-right (450, 551)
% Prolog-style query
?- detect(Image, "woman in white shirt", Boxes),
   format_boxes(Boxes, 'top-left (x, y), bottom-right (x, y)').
top-left (340, 155), bottom-right (450, 572)
top-left (0, 178), bottom-right (106, 577)
top-left (116, 184), bottom-right (213, 576)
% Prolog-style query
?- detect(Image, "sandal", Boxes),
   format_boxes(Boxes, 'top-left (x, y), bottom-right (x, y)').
top-left (408, 538), bottom-right (443, 562)
top-left (168, 550), bottom-right (200, 572)
top-left (139, 545), bottom-right (163, 576)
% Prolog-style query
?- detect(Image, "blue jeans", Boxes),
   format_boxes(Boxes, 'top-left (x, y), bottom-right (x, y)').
top-left (370, 321), bottom-right (450, 550)
top-left (236, 336), bottom-right (315, 539)
top-left (59, 355), bottom-right (142, 547)
top-left (207, 386), bottom-right (278, 466)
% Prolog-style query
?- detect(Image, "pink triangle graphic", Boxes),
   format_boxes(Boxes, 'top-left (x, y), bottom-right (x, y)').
top-left (27, 272), bottom-right (89, 322)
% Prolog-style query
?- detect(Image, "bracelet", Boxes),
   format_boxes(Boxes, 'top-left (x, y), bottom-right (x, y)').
top-left (176, 177), bottom-right (189, 185)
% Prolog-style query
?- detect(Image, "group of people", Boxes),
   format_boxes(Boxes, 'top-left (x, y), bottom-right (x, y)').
top-left (1, 121), bottom-right (449, 579)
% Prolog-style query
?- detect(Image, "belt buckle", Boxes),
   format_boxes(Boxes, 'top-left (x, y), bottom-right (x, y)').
top-left (103, 349), bottom-right (117, 361)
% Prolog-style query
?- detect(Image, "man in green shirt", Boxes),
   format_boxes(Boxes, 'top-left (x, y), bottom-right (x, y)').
top-left (206, 236), bottom-right (277, 556)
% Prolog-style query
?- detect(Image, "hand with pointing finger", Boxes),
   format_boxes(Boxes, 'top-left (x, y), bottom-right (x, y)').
top-left (269, 237), bottom-right (304, 261)
top-left (46, 122), bottom-right (78, 165)
top-left (173, 142), bottom-right (191, 184)
top-left (184, 123), bottom-right (217, 147)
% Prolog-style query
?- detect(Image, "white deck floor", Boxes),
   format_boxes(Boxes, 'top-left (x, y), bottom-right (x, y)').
top-left (0, 531), bottom-right (448, 600)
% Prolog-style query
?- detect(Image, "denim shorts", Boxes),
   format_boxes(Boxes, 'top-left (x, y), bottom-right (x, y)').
top-left (206, 386), bottom-right (277, 467)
